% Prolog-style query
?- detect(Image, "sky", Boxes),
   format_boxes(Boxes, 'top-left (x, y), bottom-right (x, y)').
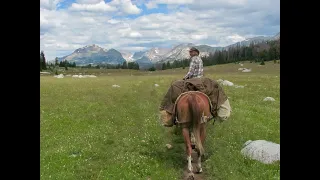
top-left (40, 0), bottom-right (280, 60)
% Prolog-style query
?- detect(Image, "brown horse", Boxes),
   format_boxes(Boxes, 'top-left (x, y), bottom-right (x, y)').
top-left (175, 91), bottom-right (213, 176)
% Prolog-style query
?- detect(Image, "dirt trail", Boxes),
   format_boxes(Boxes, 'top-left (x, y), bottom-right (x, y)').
top-left (181, 150), bottom-right (205, 180)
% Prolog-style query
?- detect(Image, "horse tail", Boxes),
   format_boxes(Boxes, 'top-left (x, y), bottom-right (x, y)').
top-left (187, 93), bottom-right (204, 156)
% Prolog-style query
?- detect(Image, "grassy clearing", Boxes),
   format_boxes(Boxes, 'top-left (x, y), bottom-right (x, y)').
top-left (40, 61), bottom-right (280, 180)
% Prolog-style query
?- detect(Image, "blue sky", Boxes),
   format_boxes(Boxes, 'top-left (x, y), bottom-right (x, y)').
top-left (57, 0), bottom-right (170, 17)
top-left (40, 0), bottom-right (280, 60)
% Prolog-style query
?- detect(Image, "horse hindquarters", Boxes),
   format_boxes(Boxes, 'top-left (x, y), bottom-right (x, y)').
top-left (187, 94), bottom-right (204, 157)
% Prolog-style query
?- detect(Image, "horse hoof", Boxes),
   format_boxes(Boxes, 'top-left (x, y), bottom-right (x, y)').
top-left (187, 173), bottom-right (194, 180)
top-left (195, 165), bottom-right (203, 174)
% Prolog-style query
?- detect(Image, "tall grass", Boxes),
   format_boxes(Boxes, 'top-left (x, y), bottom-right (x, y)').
top-left (40, 61), bottom-right (280, 179)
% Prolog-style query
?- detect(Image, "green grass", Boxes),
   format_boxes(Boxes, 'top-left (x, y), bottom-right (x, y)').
top-left (40, 61), bottom-right (280, 180)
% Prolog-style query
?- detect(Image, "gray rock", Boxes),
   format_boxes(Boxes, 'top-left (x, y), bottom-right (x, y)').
top-left (241, 140), bottom-right (280, 164)
top-left (263, 97), bottom-right (275, 101)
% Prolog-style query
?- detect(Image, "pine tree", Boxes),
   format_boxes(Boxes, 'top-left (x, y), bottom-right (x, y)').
top-left (122, 61), bottom-right (127, 69)
top-left (40, 51), bottom-right (47, 70)
top-left (64, 61), bottom-right (68, 70)
top-left (40, 56), bottom-right (43, 72)
top-left (166, 61), bottom-right (171, 69)
top-left (55, 57), bottom-right (59, 66)
top-left (162, 63), bottom-right (166, 70)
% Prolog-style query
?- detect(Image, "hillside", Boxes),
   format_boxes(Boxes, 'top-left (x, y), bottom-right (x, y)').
top-left (56, 32), bottom-right (280, 67)
top-left (58, 44), bottom-right (125, 65)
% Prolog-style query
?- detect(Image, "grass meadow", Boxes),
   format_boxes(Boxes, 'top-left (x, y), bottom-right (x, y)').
top-left (40, 61), bottom-right (280, 180)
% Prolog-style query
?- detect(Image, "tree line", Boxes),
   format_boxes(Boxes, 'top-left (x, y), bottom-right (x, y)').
top-left (201, 38), bottom-right (280, 66)
top-left (40, 51), bottom-right (140, 71)
top-left (155, 38), bottom-right (280, 70)
top-left (81, 61), bottom-right (140, 70)
top-left (40, 53), bottom-right (77, 71)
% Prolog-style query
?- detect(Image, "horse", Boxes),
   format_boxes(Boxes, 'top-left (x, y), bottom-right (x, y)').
top-left (174, 91), bottom-right (213, 177)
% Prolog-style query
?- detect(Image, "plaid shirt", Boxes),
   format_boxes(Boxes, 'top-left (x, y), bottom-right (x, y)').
top-left (184, 55), bottom-right (203, 79)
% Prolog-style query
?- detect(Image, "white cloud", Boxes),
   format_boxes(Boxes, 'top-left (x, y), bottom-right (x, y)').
top-left (144, 0), bottom-right (194, 9)
top-left (109, 0), bottom-right (121, 5)
top-left (81, 17), bottom-right (96, 24)
top-left (121, 1), bottom-right (141, 14)
top-left (110, 0), bottom-right (142, 14)
top-left (40, 0), bottom-right (62, 10)
top-left (142, 23), bottom-right (161, 29)
top-left (120, 46), bottom-right (148, 52)
top-left (76, 0), bottom-right (103, 4)
top-left (191, 33), bottom-right (208, 40)
top-left (129, 31), bottom-right (142, 38)
top-left (107, 19), bottom-right (121, 24)
top-left (227, 34), bottom-right (246, 43)
top-left (146, 1), bottom-right (158, 9)
top-left (69, 1), bottom-right (117, 12)
top-left (154, 0), bottom-right (194, 4)
top-left (40, 0), bottom-right (279, 60)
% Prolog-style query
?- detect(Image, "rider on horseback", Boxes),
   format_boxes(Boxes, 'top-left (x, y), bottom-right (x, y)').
top-left (159, 47), bottom-right (232, 127)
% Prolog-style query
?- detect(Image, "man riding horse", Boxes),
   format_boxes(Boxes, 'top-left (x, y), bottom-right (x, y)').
top-left (159, 47), bottom-right (232, 127)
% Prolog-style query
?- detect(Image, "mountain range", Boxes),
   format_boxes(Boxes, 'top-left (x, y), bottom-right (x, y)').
top-left (57, 32), bottom-right (280, 69)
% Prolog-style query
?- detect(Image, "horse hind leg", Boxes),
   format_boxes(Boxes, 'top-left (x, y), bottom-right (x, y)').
top-left (187, 156), bottom-right (193, 174)
top-left (198, 123), bottom-right (206, 173)
top-left (194, 124), bottom-right (206, 173)
top-left (193, 147), bottom-right (203, 173)
top-left (182, 127), bottom-right (193, 174)
top-left (197, 155), bottom-right (203, 173)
